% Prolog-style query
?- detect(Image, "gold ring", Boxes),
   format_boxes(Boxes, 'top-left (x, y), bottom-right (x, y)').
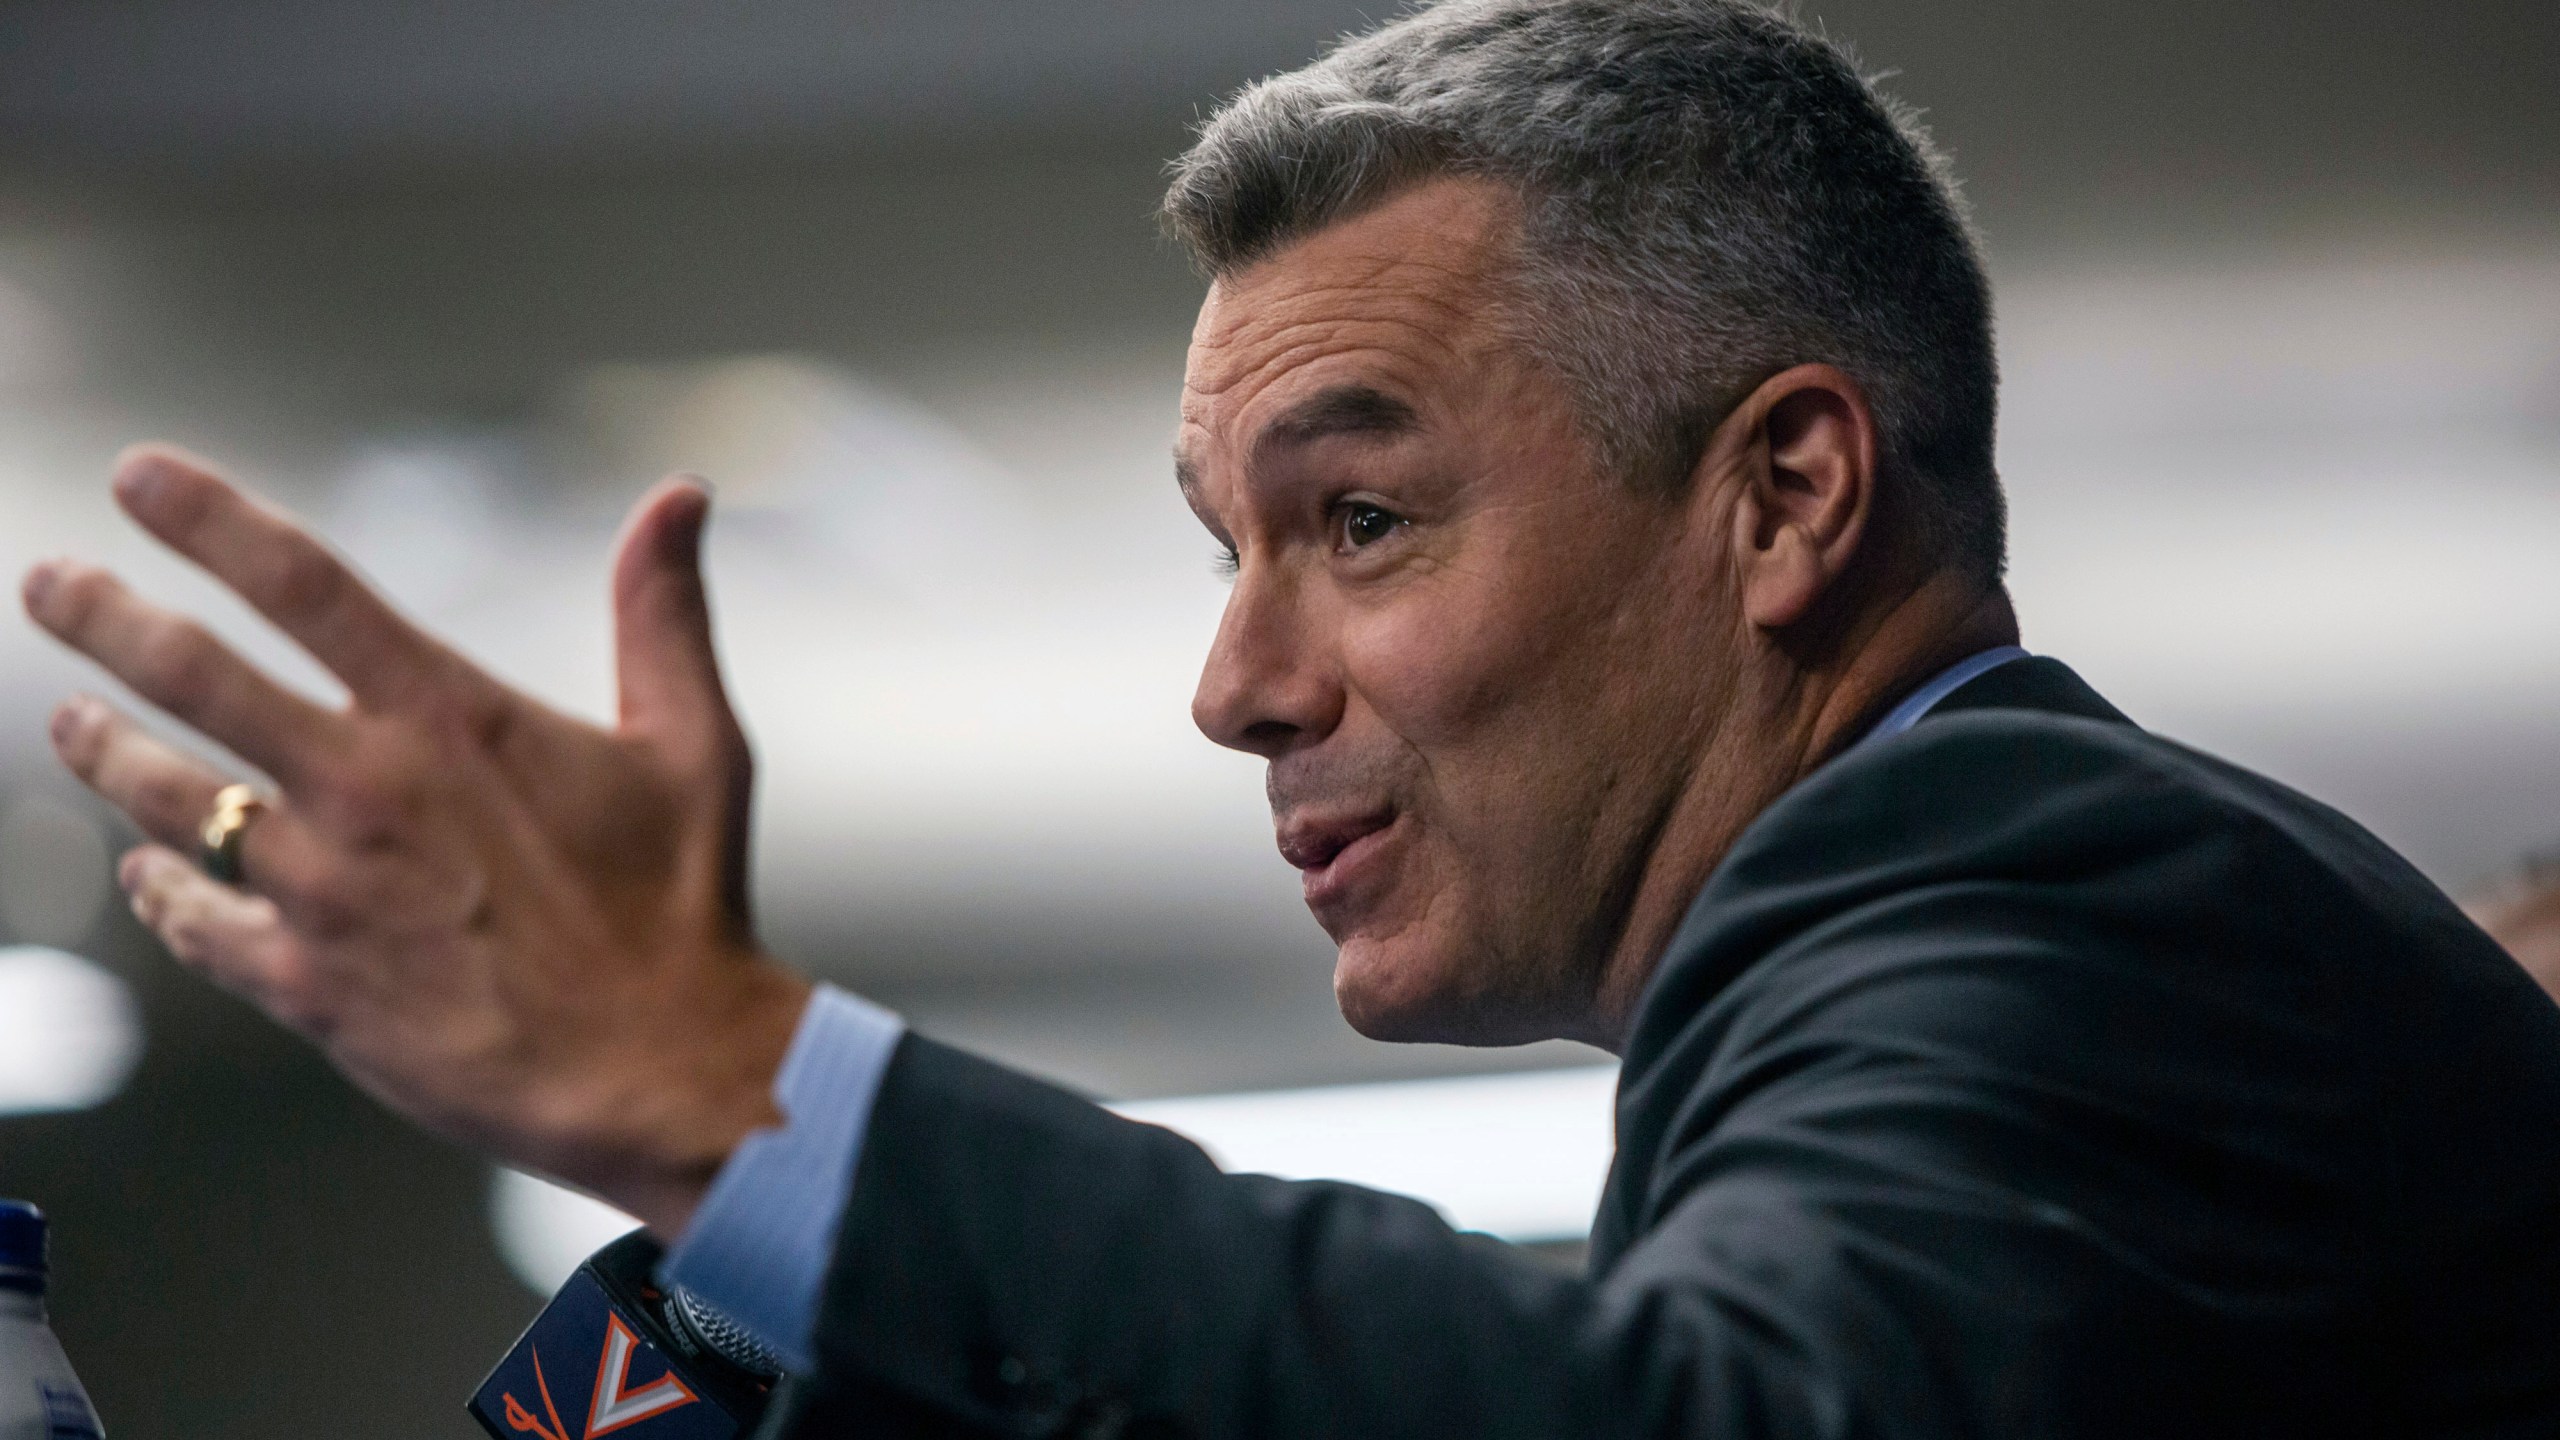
top-left (199, 783), bottom-right (268, 886)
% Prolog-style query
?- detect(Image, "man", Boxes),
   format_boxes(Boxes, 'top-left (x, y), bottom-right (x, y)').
top-left (21, 1), bottom-right (2560, 1436)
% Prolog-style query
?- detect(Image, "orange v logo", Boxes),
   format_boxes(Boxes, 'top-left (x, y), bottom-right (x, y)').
top-left (584, 1312), bottom-right (701, 1437)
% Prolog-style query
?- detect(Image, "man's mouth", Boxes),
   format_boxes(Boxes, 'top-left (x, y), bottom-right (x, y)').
top-left (1276, 809), bottom-right (1401, 911)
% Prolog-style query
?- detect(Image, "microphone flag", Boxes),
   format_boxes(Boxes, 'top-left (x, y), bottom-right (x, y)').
top-left (470, 1232), bottom-right (770, 1440)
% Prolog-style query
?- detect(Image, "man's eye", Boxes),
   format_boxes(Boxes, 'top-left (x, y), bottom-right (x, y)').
top-left (1337, 501), bottom-right (1404, 551)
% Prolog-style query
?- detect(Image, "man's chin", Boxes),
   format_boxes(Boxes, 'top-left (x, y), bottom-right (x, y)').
top-left (1331, 940), bottom-right (1557, 1047)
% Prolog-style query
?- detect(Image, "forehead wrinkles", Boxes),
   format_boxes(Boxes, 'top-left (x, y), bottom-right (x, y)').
top-left (1184, 261), bottom-right (1513, 435)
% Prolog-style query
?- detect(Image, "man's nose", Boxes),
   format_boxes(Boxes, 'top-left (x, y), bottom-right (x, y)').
top-left (1191, 567), bottom-right (1342, 760)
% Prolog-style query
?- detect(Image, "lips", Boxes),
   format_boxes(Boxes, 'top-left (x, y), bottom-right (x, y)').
top-left (1276, 810), bottom-right (1395, 872)
top-left (1276, 809), bottom-right (1401, 917)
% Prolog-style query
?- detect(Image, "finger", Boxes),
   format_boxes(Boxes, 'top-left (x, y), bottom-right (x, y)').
top-left (49, 693), bottom-right (232, 848)
top-left (51, 694), bottom-right (324, 890)
top-left (611, 478), bottom-right (742, 757)
top-left (122, 845), bottom-right (327, 1032)
top-left (23, 560), bottom-right (339, 785)
top-left (108, 444), bottom-right (465, 708)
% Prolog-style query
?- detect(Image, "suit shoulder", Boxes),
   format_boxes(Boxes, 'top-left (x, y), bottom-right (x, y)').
top-left (1629, 705), bottom-right (2500, 1068)
top-left (1727, 706), bottom-right (2423, 906)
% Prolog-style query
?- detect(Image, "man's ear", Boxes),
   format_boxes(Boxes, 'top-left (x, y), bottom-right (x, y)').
top-left (1702, 364), bottom-right (1878, 631)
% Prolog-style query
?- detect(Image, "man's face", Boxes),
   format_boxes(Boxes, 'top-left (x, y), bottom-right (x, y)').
top-left (1177, 177), bottom-right (1743, 1046)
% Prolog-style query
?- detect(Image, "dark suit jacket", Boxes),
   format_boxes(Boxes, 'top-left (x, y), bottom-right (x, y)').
top-left (767, 659), bottom-right (2560, 1438)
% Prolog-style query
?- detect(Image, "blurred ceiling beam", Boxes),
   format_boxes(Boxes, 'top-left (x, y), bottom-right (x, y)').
top-left (0, 0), bottom-right (2550, 246)
top-left (0, 0), bottom-right (1379, 177)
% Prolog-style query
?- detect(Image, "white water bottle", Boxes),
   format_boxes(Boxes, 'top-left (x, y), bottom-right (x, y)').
top-left (0, 1202), bottom-right (103, 1440)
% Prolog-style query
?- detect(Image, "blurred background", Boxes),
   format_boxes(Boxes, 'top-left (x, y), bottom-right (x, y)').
top-left (0, 0), bottom-right (2553, 1432)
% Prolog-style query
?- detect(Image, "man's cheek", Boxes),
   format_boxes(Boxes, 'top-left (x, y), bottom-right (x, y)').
top-left (1341, 600), bottom-right (1520, 736)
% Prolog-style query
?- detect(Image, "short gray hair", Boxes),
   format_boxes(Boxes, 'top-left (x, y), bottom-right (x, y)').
top-left (1162, 0), bottom-right (2005, 586)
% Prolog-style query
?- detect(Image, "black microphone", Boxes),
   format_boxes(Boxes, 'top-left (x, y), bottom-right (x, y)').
top-left (469, 1231), bottom-right (779, 1439)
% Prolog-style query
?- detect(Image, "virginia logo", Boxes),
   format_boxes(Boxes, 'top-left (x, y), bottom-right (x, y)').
top-left (586, 1313), bottom-right (702, 1436)
top-left (497, 1314), bottom-right (701, 1440)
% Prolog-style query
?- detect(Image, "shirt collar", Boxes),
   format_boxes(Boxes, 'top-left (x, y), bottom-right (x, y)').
top-left (1847, 644), bottom-right (2031, 755)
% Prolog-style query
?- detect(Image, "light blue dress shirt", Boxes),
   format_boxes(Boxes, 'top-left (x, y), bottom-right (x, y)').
top-left (1848, 644), bottom-right (2029, 755)
top-left (664, 646), bottom-right (2032, 1373)
top-left (661, 985), bottom-right (903, 1374)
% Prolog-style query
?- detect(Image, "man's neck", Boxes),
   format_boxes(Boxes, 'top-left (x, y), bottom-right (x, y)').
top-left (1576, 573), bottom-right (2021, 1051)
top-left (1799, 574), bottom-right (2024, 767)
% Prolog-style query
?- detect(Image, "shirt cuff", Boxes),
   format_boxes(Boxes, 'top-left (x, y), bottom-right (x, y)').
top-left (661, 982), bottom-right (905, 1375)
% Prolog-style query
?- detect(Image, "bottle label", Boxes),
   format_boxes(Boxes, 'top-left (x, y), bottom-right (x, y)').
top-left (39, 1383), bottom-right (102, 1440)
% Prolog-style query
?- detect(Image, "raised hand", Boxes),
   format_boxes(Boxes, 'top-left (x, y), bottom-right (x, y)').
top-left (21, 445), bottom-right (811, 1236)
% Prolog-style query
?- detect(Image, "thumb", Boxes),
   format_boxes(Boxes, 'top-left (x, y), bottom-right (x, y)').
top-left (611, 477), bottom-right (738, 754)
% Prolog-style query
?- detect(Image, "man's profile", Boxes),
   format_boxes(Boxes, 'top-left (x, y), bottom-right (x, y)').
top-left (18, 1), bottom-right (2560, 1436)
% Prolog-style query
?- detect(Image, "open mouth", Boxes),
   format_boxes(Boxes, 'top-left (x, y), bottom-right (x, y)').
top-left (1277, 809), bottom-right (1401, 911)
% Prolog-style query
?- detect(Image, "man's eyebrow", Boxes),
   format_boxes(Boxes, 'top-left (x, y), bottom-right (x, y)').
top-left (1174, 384), bottom-right (1417, 496)
top-left (1255, 385), bottom-right (1420, 460)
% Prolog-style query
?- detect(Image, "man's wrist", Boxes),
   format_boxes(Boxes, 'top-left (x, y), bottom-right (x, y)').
top-left (661, 982), bottom-right (908, 1373)
top-left (583, 954), bottom-right (815, 1238)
